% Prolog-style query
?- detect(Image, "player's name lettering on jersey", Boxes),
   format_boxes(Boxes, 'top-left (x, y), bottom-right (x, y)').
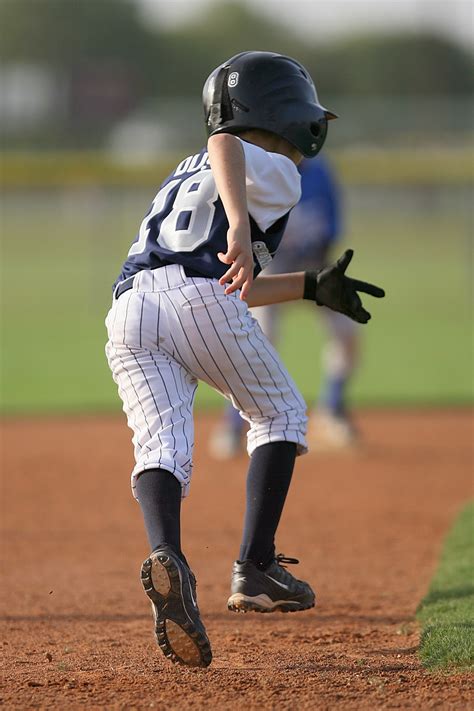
top-left (174, 152), bottom-right (210, 176)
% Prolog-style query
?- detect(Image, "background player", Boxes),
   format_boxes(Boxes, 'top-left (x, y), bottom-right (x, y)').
top-left (105, 51), bottom-right (384, 669)
top-left (210, 156), bottom-right (360, 458)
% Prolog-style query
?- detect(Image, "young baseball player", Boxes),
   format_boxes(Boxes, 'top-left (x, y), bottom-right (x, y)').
top-left (105, 51), bottom-right (384, 668)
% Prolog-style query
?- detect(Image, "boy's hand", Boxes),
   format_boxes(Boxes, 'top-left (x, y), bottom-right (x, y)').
top-left (218, 226), bottom-right (254, 300)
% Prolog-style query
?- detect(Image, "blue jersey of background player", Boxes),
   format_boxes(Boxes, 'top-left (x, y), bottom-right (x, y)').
top-left (274, 155), bottom-right (341, 268)
top-left (211, 155), bottom-right (360, 458)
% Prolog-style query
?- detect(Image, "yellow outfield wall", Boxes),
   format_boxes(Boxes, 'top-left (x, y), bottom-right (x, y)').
top-left (1, 147), bottom-right (473, 188)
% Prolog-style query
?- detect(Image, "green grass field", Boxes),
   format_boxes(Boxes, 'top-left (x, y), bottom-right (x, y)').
top-left (1, 185), bottom-right (472, 413)
top-left (417, 502), bottom-right (474, 671)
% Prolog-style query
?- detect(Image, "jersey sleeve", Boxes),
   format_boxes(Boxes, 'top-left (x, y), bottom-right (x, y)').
top-left (237, 138), bottom-right (302, 233)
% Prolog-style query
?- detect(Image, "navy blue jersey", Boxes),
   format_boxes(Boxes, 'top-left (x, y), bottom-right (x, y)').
top-left (114, 147), bottom-right (293, 290)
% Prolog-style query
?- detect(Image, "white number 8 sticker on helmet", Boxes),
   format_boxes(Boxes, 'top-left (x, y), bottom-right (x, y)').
top-left (228, 72), bottom-right (239, 87)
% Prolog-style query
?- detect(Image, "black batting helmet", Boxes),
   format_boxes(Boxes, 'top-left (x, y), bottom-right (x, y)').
top-left (203, 51), bottom-right (337, 158)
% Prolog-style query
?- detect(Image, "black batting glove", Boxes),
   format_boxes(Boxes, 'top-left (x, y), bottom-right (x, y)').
top-left (303, 249), bottom-right (385, 324)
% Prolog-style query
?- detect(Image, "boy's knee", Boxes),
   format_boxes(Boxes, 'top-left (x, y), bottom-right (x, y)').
top-left (246, 405), bottom-right (308, 458)
top-left (131, 453), bottom-right (192, 500)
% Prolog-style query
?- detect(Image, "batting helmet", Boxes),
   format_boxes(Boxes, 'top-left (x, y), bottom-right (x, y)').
top-left (202, 51), bottom-right (337, 158)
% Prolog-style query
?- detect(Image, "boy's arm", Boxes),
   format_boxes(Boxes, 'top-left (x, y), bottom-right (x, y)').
top-left (207, 133), bottom-right (254, 300)
top-left (246, 273), bottom-right (305, 308)
top-left (245, 250), bottom-right (385, 324)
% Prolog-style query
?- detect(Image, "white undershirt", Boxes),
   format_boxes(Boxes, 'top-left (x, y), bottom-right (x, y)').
top-left (237, 138), bottom-right (302, 233)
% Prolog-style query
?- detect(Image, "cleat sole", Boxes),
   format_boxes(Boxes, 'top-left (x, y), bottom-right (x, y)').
top-left (227, 592), bottom-right (315, 614)
top-left (141, 550), bottom-right (212, 668)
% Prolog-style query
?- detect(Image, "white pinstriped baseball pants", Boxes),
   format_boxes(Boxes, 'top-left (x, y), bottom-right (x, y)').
top-left (105, 265), bottom-right (308, 498)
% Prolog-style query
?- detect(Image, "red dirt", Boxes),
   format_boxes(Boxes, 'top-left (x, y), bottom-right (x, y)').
top-left (1, 409), bottom-right (473, 710)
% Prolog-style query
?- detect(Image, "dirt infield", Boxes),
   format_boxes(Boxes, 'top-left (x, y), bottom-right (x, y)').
top-left (1, 409), bottom-right (473, 710)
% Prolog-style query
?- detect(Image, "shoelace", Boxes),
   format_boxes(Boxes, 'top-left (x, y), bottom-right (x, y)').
top-left (275, 554), bottom-right (300, 568)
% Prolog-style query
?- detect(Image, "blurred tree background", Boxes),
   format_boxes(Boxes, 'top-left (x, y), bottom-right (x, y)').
top-left (1, 0), bottom-right (472, 151)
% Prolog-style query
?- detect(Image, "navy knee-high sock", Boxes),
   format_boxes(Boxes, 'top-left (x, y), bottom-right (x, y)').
top-left (135, 468), bottom-right (182, 558)
top-left (239, 441), bottom-right (297, 569)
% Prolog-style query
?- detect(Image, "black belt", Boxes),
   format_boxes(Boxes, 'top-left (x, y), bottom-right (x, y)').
top-left (114, 267), bottom-right (210, 299)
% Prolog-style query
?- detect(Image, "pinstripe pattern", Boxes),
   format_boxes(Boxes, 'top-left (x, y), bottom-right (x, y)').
top-left (105, 265), bottom-right (307, 498)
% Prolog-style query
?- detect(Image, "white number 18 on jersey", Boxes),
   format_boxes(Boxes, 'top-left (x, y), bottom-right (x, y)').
top-left (128, 170), bottom-right (218, 257)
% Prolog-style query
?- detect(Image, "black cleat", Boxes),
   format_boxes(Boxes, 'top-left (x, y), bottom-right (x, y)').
top-left (140, 545), bottom-right (212, 667)
top-left (227, 554), bottom-right (315, 613)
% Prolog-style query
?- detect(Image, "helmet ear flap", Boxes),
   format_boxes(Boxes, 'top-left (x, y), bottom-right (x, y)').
top-left (309, 117), bottom-right (328, 156)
